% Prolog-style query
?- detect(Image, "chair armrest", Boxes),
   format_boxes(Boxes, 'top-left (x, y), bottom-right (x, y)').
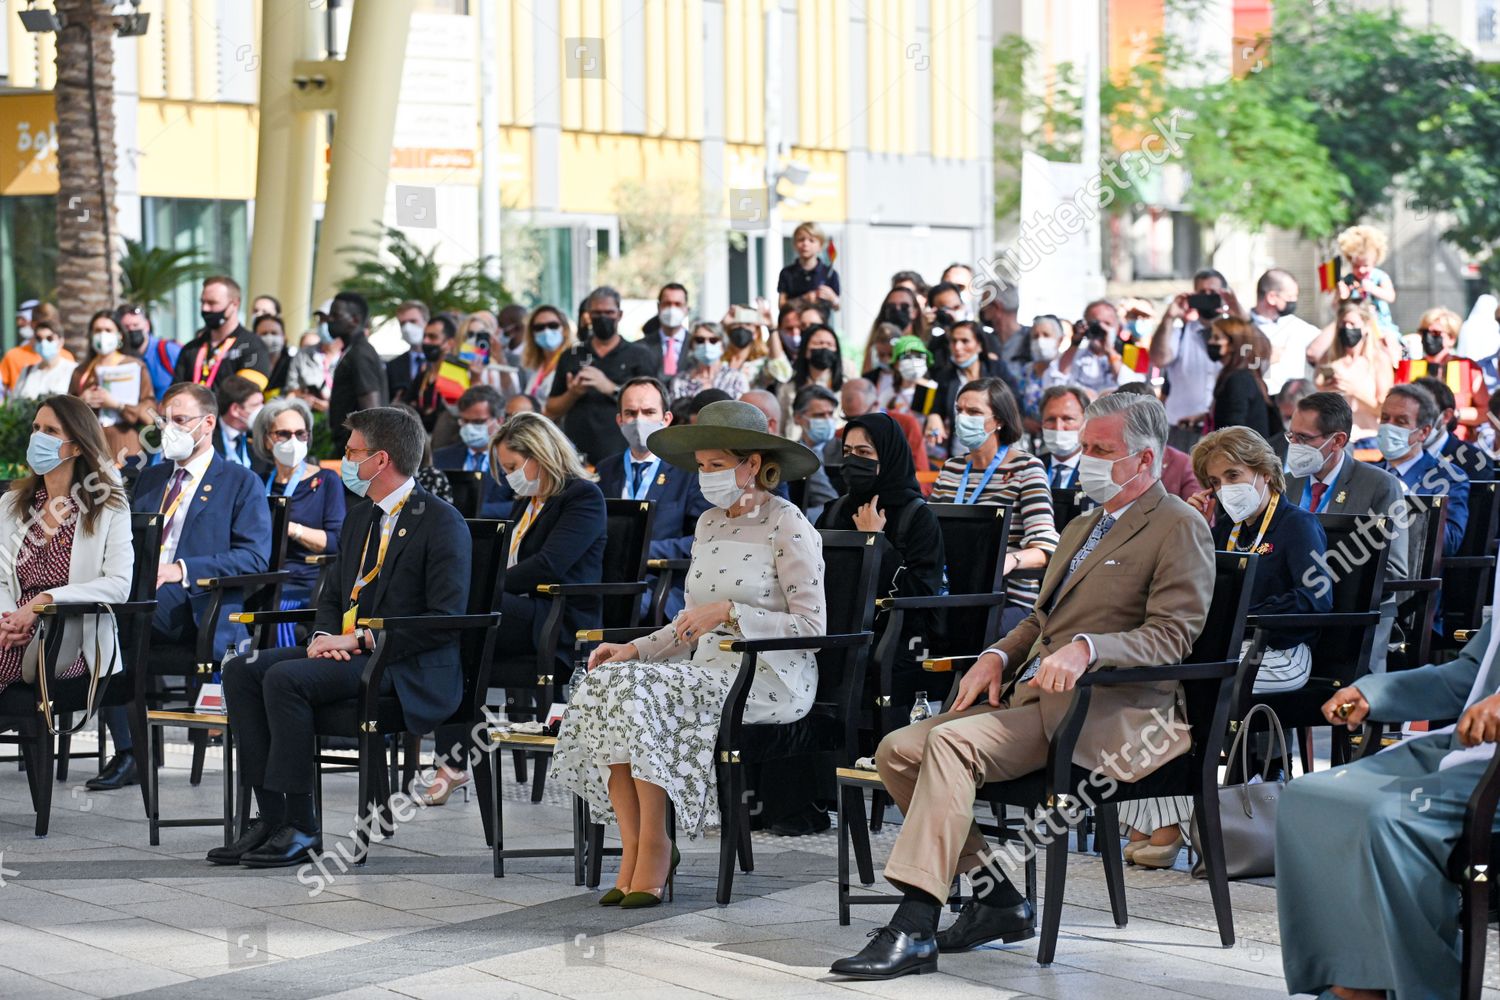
top-left (1459, 748), bottom-right (1500, 887)
top-left (536, 582), bottom-right (649, 597)
top-left (1455, 629), bottom-right (1479, 642)
top-left (876, 593), bottom-right (1009, 611)
top-left (194, 570), bottom-right (291, 590)
top-left (303, 554), bottom-right (336, 566)
top-left (646, 558), bottom-right (690, 572)
top-left (1007, 567), bottom-right (1046, 580)
top-left (358, 613), bottom-right (500, 632)
top-left (1443, 556), bottom-right (1495, 571)
top-left (34, 600), bottom-right (157, 617)
top-left (1385, 577), bottom-right (1443, 593)
top-left (922, 654), bottom-right (986, 673)
top-left (1075, 660), bottom-right (1238, 687)
top-left (576, 627), bottom-right (658, 644)
top-left (717, 632), bottom-right (873, 654)
top-left (1245, 611), bottom-right (1380, 630)
top-left (229, 610), bottom-right (319, 626)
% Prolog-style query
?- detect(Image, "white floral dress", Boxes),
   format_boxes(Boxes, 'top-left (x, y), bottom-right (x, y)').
top-left (551, 494), bottom-right (826, 836)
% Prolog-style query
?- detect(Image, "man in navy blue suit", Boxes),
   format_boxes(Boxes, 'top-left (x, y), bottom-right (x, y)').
top-left (1375, 383), bottom-right (1469, 558)
top-left (209, 407), bottom-right (470, 868)
top-left (1412, 375), bottom-right (1495, 481)
top-left (432, 384), bottom-right (512, 517)
top-left (89, 382), bottom-right (272, 791)
top-left (595, 376), bottom-right (709, 619)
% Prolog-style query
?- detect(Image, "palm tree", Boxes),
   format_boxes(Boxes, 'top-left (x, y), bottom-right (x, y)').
top-left (52, 0), bottom-right (120, 354)
top-left (339, 225), bottom-right (510, 321)
top-left (119, 238), bottom-right (215, 314)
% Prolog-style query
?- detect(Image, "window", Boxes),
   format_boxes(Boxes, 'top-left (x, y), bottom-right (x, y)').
top-left (142, 198), bottom-right (249, 343)
top-left (0, 196), bottom-right (57, 349)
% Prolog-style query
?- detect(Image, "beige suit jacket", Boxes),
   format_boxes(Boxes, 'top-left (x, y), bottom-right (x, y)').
top-left (989, 480), bottom-right (1215, 782)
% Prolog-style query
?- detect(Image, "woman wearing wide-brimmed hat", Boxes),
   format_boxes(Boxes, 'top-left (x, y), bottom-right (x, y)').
top-left (551, 400), bottom-right (827, 908)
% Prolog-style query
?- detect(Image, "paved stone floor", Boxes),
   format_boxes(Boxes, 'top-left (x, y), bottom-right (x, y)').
top-left (0, 733), bottom-right (1495, 999)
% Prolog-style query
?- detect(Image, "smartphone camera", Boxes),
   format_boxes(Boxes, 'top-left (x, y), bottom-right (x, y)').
top-left (1187, 292), bottom-right (1222, 316)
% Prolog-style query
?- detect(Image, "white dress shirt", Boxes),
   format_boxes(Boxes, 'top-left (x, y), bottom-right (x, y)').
top-left (1162, 321), bottom-right (1220, 424)
top-left (221, 423), bottom-right (251, 466)
top-left (1252, 310), bottom-right (1322, 396)
top-left (160, 446), bottom-right (217, 575)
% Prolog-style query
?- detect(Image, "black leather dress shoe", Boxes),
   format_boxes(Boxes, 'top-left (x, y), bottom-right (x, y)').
top-left (829, 927), bottom-right (938, 980)
top-left (205, 819), bottom-right (277, 866)
top-left (85, 752), bottom-right (138, 791)
top-left (240, 825), bottom-right (323, 869)
top-left (936, 898), bottom-right (1035, 952)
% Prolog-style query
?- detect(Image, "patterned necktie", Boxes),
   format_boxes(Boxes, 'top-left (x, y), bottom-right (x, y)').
top-left (1021, 512), bottom-right (1117, 683)
top-left (1309, 481), bottom-right (1328, 511)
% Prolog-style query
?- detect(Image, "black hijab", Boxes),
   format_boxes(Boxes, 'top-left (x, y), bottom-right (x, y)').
top-left (843, 412), bottom-right (923, 511)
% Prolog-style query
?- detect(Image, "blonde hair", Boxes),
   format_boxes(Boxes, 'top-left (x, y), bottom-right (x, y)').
top-left (1191, 426), bottom-right (1286, 497)
top-left (1324, 300), bottom-right (1390, 366)
top-left (1337, 224), bottom-right (1388, 266)
top-left (792, 221), bottom-right (826, 245)
top-left (1417, 307), bottom-right (1462, 342)
top-left (491, 411), bottom-right (587, 499)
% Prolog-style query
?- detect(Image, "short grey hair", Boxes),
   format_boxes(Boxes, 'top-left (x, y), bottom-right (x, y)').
top-left (345, 406), bottom-right (425, 477)
top-left (1083, 392), bottom-right (1167, 477)
top-left (252, 396), bottom-right (313, 461)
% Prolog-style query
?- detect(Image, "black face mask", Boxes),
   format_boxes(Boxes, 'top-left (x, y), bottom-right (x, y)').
top-left (1205, 343), bottom-right (1223, 362)
top-left (842, 455), bottom-right (880, 496)
top-left (1278, 300), bottom-right (1298, 318)
top-left (933, 309), bottom-right (957, 329)
top-left (125, 328), bottom-right (146, 351)
top-left (201, 309), bottom-right (227, 331)
top-left (881, 304), bottom-right (912, 328)
top-left (809, 348), bottom-right (839, 372)
top-left (1421, 332), bottom-right (1445, 358)
top-left (1337, 325), bottom-right (1364, 349)
top-left (591, 316), bottom-right (619, 341)
top-left (727, 326), bottom-right (754, 349)
top-left (421, 343), bottom-right (443, 363)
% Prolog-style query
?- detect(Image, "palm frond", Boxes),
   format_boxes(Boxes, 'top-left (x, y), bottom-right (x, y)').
top-left (337, 225), bottom-right (510, 319)
top-left (118, 238), bottom-right (215, 311)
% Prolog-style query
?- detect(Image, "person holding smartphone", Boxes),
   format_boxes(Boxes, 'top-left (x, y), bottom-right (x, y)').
top-left (1147, 268), bottom-right (1248, 451)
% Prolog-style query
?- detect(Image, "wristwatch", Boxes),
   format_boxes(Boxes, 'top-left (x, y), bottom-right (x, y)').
top-left (725, 602), bottom-right (740, 634)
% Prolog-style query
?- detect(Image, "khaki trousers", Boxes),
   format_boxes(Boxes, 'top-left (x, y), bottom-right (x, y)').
top-left (876, 704), bottom-right (1050, 902)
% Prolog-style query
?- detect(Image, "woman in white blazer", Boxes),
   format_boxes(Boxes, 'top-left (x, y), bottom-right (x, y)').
top-left (0, 394), bottom-right (133, 697)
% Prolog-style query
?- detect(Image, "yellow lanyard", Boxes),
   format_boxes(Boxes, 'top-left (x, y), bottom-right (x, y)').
top-left (350, 496), bottom-right (408, 604)
top-left (1226, 492), bottom-right (1279, 552)
top-left (509, 498), bottom-right (545, 561)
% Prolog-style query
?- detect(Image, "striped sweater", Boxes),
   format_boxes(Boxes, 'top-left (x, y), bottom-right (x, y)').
top-left (931, 448), bottom-right (1059, 609)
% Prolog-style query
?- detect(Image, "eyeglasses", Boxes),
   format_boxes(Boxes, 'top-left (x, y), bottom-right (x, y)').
top-left (344, 446), bottom-right (377, 461)
top-left (1284, 431), bottom-right (1327, 447)
top-left (160, 414), bottom-right (206, 429)
top-left (270, 429), bottom-right (309, 443)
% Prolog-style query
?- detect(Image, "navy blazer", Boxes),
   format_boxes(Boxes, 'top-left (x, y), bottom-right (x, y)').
top-left (387, 349), bottom-right (426, 403)
top-left (1438, 433), bottom-right (1495, 481)
top-left (314, 484), bottom-right (469, 734)
top-left (596, 451), bottom-right (710, 618)
top-left (1377, 451), bottom-right (1470, 556)
top-left (432, 443), bottom-right (513, 517)
top-left (131, 452), bottom-right (271, 655)
top-left (213, 424), bottom-right (272, 478)
top-left (506, 478), bottom-right (607, 655)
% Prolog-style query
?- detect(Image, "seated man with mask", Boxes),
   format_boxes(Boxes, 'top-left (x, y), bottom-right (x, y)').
top-left (792, 383), bottom-right (840, 522)
top-left (208, 407), bottom-right (470, 867)
top-left (830, 392), bottom-right (1214, 980)
top-left (432, 384), bottom-right (512, 517)
top-left (595, 376), bottom-right (710, 620)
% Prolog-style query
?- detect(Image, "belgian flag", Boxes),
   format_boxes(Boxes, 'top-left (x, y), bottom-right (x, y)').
top-left (434, 359), bottom-right (472, 404)
top-left (1317, 257), bottom-right (1341, 293)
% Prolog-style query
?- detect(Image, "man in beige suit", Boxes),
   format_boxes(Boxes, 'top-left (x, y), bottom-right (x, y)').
top-left (831, 392), bottom-right (1216, 981)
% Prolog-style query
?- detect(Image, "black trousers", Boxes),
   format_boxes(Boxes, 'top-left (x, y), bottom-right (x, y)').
top-left (223, 646), bottom-right (387, 794)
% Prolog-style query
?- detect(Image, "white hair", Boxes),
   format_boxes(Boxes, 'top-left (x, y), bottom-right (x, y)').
top-left (1083, 393), bottom-right (1167, 477)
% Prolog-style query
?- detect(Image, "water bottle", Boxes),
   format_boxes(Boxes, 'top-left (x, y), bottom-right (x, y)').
top-left (909, 691), bottom-right (932, 725)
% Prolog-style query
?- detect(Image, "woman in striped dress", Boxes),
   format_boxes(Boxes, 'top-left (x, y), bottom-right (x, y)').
top-left (928, 377), bottom-right (1058, 634)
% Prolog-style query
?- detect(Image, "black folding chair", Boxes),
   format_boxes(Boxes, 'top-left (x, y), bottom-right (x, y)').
top-left (1236, 512), bottom-right (1391, 773)
top-left (1386, 494), bottom-right (1448, 673)
top-left (1437, 480), bottom-right (1500, 657)
top-left (1049, 486), bottom-right (1090, 534)
top-left (0, 511), bottom-right (159, 836)
top-left (441, 469), bottom-right (485, 519)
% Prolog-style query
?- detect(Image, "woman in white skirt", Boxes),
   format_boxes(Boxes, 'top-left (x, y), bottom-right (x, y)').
top-left (551, 401), bottom-right (826, 908)
top-left (1118, 426), bottom-right (1332, 867)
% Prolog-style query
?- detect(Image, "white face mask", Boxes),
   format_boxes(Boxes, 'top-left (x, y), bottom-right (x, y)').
top-left (699, 462), bottom-right (748, 510)
top-left (1216, 475), bottom-right (1264, 524)
top-left (897, 356), bottom-right (928, 382)
top-left (1284, 440), bottom-right (1329, 478)
top-left (92, 331), bottom-right (121, 355)
top-left (659, 306), bottom-right (688, 330)
top-left (160, 419), bottom-right (201, 462)
top-left (272, 437), bottom-right (308, 468)
top-left (506, 462), bottom-right (540, 497)
top-left (621, 417), bottom-right (664, 454)
top-left (401, 321), bottom-right (425, 346)
top-left (263, 333), bottom-right (286, 354)
top-left (242, 405), bottom-right (263, 430)
top-left (1033, 338), bottom-right (1059, 362)
top-left (1042, 428), bottom-right (1079, 456)
top-left (1077, 451), bottom-right (1143, 506)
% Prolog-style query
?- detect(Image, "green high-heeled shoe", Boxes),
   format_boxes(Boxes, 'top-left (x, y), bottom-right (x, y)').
top-left (619, 843), bottom-right (680, 909)
top-left (598, 887), bottom-right (625, 906)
